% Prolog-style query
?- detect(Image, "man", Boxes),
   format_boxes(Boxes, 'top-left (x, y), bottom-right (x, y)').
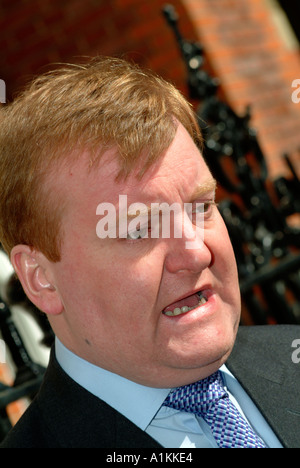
top-left (0, 57), bottom-right (299, 448)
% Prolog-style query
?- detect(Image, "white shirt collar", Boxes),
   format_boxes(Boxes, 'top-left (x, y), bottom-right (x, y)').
top-left (55, 337), bottom-right (170, 430)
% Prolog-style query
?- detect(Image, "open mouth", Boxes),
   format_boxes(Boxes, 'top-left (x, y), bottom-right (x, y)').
top-left (162, 290), bottom-right (209, 317)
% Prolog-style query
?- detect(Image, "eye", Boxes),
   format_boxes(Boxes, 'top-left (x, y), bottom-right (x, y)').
top-left (203, 201), bottom-right (216, 213)
top-left (126, 222), bottom-right (149, 240)
top-left (189, 200), bottom-right (217, 225)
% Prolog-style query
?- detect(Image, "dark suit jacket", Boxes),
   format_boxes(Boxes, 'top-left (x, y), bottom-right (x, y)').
top-left (1, 325), bottom-right (300, 448)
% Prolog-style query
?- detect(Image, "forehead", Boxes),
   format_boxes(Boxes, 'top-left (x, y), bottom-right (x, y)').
top-left (100, 125), bottom-right (210, 198)
top-left (58, 124), bottom-right (212, 217)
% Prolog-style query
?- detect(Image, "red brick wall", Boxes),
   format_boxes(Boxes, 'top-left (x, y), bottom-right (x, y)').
top-left (182, 0), bottom-right (300, 178)
top-left (0, 0), bottom-right (300, 178)
top-left (0, 0), bottom-right (192, 98)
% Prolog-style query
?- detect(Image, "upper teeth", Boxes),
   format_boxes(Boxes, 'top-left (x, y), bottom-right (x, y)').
top-left (164, 293), bottom-right (208, 317)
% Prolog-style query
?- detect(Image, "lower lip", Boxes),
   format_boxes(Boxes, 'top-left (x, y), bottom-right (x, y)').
top-left (163, 291), bottom-right (217, 322)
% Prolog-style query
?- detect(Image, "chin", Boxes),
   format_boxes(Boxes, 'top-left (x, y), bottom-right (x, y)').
top-left (179, 327), bottom-right (237, 371)
top-left (165, 341), bottom-right (232, 381)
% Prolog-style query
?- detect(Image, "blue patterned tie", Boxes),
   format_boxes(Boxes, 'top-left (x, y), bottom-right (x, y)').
top-left (163, 371), bottom-right (266, 448)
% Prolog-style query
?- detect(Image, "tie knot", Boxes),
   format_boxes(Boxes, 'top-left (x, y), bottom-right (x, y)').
top-left (164, 371), bottom-right (227, 415)
top-left (163, 370), bottom-right (267, 448)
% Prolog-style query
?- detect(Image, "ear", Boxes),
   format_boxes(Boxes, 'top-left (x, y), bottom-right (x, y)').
top-left (10, 245), bottom-right (63, 316)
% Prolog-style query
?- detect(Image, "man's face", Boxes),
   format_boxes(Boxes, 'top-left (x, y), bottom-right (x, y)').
top-left (49, 123), bottom-right (241, 387)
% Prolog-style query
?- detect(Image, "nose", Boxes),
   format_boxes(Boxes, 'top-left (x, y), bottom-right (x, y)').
top-left (164, 218), bottom-right (213, 274)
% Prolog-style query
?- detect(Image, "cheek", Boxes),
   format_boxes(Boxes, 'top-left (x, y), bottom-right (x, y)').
top-left (210, 217), bottom-right (237, 272)
top-left (94, 253), bottom-right (163, 315)
top-left (209, 222), bottom-right (240, 303)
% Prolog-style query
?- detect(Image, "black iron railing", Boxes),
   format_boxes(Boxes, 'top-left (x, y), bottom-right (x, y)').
top-left (163, 4), bottom-right (300, 325)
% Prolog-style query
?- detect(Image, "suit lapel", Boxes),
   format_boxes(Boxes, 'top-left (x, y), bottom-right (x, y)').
top-left (227, 325), bottom-right (300, 448)
top-left (39, 349), bottom-right (162, 448)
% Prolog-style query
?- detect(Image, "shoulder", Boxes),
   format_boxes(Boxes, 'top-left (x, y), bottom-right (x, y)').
top-left (228, 324), bottom-right (300, 375)
top-left (236, 323), bottom-right (300, 339)
top-left (227, 324), bottom-right (300, 448)
top-left (234, 324), bottom-right (300, 350)
top-left (1, 348), bottom-right (161, 448)
top-left (0, 398), bottom-right (55, 448)
top-left (0, 359), bottom-right (115, 448)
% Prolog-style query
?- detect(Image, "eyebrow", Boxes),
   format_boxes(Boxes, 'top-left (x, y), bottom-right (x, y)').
top-left (189, 178), bottom-right (217, 202)
top-left (118, 178), bottom-right (218, 222)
